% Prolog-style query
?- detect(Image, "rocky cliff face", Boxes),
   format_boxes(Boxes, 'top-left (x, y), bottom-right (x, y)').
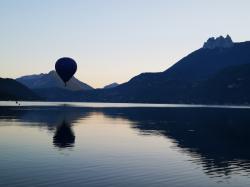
top-left (203, 35), bottom-right (234, 49)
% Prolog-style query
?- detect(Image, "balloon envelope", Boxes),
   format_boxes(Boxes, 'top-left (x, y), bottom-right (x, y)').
top-left (55, 57), bottom-right (77, 84)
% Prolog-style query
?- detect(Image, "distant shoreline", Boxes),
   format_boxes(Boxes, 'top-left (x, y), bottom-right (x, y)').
top-left (1, 101), bottom-right (250, 109)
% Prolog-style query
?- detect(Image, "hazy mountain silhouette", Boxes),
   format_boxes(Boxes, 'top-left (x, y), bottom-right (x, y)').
top-left (11, 35), bottom-right (250, 104)
top-left (75, 36), bottom-right (250, 104)
top-left (0, 78), bottom-right (41, 101)
top-left (161, 35), bottom-right (247, 81)
top-left (17, 70), bottom-right (93, 91)
top-left (103, 82), bottom-right (119, 89)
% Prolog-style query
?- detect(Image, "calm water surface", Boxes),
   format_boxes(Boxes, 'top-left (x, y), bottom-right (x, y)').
top-left (0, 102), bottom-right (250, 187)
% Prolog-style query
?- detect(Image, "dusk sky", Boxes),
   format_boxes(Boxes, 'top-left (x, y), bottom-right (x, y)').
top-left (1, 0), bottom-right (250, 88)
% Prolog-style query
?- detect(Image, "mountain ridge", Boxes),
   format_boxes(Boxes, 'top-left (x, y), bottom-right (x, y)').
top-left (73, 38), bottom-right (250, 104)
top-left (12, 36), bottom-right (250, 105)
top-left (103, 82), bottom-right (119, 89)
top-left (17, 70), bottom-right (93, 91)
top-left (0, 78), bottom-right (41, 101)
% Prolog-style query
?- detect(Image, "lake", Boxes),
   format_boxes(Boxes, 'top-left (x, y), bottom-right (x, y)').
top-left (0, 102), bottom-right (250, 187)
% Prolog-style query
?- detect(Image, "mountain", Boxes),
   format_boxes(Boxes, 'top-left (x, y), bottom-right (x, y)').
top-left (190, 63), bottom-right (250, 104)
top-left (203, 35), bottom-right (234, 49)
top-left (16, 71), bottom-right (93, 91)
top-left (16, 35), bottom-right (250, 104)
top-left (33, 87), bottom-right (77, 101)
top-left (0, 78), bottom-right (41, 101)
top-left (161, 35), bottom-right (250, 81)
top-left (75, 35), bottom-right (250, 104)
top-left (103, 82), bottom-right (119, 89)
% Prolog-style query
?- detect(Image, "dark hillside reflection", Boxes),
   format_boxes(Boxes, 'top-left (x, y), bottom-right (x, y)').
top-left (99, 107), bottom-right (250, 177)
top-left (1, 106), bottom-right (250, 177)
top-left (0, 106), bottom-right (92, 149)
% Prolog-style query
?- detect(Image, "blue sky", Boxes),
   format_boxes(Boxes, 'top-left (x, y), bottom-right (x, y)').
top-left (1, 0), bottom-right (250, 87)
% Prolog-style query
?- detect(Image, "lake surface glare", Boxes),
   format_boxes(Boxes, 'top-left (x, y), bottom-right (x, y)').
top-left (0, 102), bottom-right (250, 187)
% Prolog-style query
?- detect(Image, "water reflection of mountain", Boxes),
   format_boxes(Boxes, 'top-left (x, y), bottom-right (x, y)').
top-left (0, 106), bottom-right (92, 148)
top-left (99, 107), bottom-right (250, 177)
top-left (0, 106), bottom-right (91, 126)
top-left (1, 106), bottom-right (250, 176)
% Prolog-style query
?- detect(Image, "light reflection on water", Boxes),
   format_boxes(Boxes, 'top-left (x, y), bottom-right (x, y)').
top-left (0, 102), bottom-right (250, 186)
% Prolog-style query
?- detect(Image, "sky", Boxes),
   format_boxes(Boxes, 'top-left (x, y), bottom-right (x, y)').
top-left (1, 0), bottom-right (250, 88)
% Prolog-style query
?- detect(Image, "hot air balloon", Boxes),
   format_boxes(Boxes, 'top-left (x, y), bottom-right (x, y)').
top-left (55, 57), bottom-right (77, 86)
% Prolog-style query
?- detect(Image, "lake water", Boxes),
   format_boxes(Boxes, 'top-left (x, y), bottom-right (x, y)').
top-left (0, 102), bottom-right (250, 187)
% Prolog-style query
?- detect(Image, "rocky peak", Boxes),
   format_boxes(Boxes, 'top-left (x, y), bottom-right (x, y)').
top-left (203, 35), bottom-right (234, 49)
